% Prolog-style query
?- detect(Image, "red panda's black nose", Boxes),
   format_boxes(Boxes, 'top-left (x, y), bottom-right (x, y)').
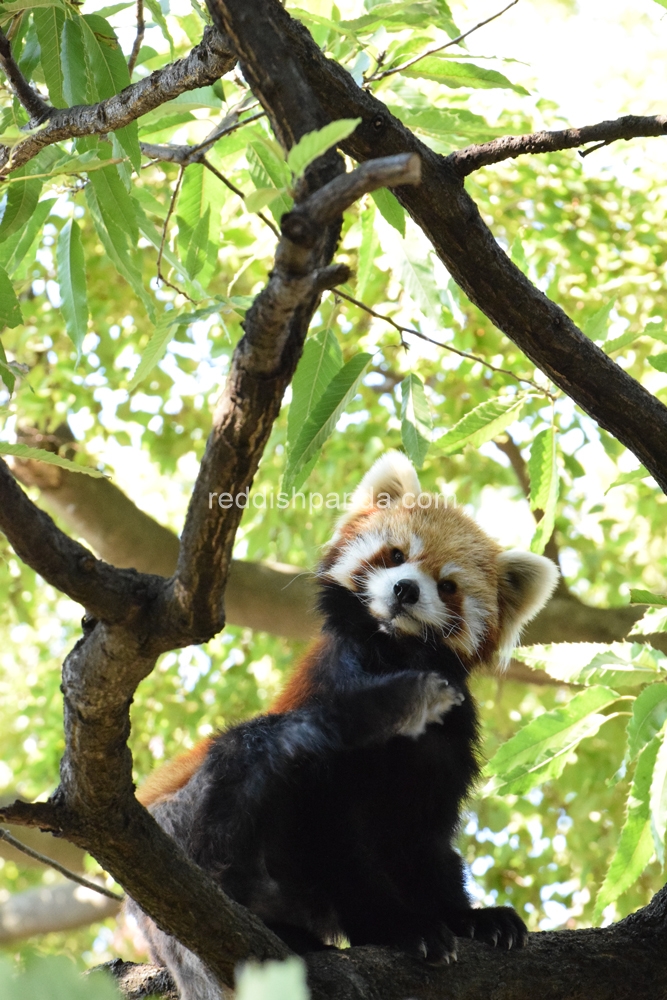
top-left (393, 579), bottom-right (420, 605)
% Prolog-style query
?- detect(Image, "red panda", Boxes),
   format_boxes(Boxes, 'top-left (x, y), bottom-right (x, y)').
top-left (131, 452), bottom-right (558, 1000)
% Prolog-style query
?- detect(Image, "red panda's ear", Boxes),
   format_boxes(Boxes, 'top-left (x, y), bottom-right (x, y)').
top-left (496, 551), bottom-right (559, 667)
top-left (338, 451), bottom-right (421, 527)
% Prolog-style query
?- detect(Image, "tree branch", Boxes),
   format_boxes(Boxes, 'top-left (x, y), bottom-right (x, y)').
top-left (448, 114), bottom-right (667, 177)
top-left (0, 25), bottom-right (51, 123)
top-left (0, 457), bottom-right (163, 623)
top-left (0, 881), bottom-right (120, 944)
top-left (0, 827), bottom-right (122, 900)
top-left (0, 27), bottom-right (236, 178)
top-left (233, 0), bottom-right (667, 496)
top-left (170, 154), bottom-right (419, 643)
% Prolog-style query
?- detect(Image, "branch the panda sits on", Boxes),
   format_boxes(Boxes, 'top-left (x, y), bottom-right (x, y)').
top-left (131, 452), bottom-right (558, 1000)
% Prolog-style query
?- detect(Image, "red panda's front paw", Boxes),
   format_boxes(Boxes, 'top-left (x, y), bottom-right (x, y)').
top-left (452, 906), bottom-right (528, 950)
top-left (397, 922), bottom-right (458, 965)
top-left (399, 674), bottom-right (464, 738)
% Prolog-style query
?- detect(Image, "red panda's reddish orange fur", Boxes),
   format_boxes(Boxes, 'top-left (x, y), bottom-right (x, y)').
top-left (136, 737), bottom-right (214, 807)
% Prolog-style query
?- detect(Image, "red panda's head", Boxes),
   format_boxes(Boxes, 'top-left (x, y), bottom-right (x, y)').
top-left (319, 451), bottom-right (558, 667)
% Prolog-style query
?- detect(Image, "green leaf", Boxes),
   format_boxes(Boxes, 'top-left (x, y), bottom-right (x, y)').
top-left (630, 589), bottom-right (667, 607)
top-left (248, 142), bottom-right (293, 222)
top-left (563, 651), bottom-right (663, 689)
top-left (0, 266), bottom-right (22, 329)
top-left (528, 427), bottom-right (559, 555)
top-left (485, 686), bottom-right (621, 795)
top-left (371, 187), bottom-right (405, 237)
top-left (128, 314), bottom-right (180, 391)
top-left (283, 352), bottom-right (372, 492)
top-left (0, 443), bottom-right (105, 478)
top-left (245, 187), bottom-right (286, 214)
top-left (287, 327), bottom-right (343, 449)
top-left (287, 119), bottom-right (361, 179)
top-left (184, 206), bottom-right (211, 280)
top-left (87, 161), bottom-right (138, 244)
top-left (626, 683), bottom-right (667, 763)
top-left (403, 58), bottom-right (529, 95)
top-left (400, 374), bottom-right (431, 467)
top-left (144, 0), bottom-right (175, 58)
top-left (81, 14), bottom-right (140, 170)
top-left (0, 175), bottom-right (42, 243)
top-left (583, 297), bottom-right (616, 341)
top-left (393, 106), bottom-right (502, 144)
top-left (606, 467), bottom-right (651, 492)
top-left (0, 198), bottom-right (54, 277)
top-left (56, 219), bottom-right (88, 357)
top-left (395, 241), bottom-right (443, 322)
top-left (595, 736), bottom-right (660, 916)
top-left (341, 1), bottom-right (456, 34)
top-left (510, 234), bottom-right (528, 272)
top-left (650, 729), bottom-right (667, 863)
top-left (0, 338), bottom-right (16, 394)
top-left (356, 201), bottom-right (379, 300)
top-left (648, 352), bottom-right (667, 374)
top-left (438, 396), bottom-right (527, 456)
top-left (61, 18), bottom-right (90, 106)
top-left (0, 0), bottom-right (66, 10)
top-left (34, 6), bottom-right (66, 108)
top-left (177, 162), bottom-right (226, 240)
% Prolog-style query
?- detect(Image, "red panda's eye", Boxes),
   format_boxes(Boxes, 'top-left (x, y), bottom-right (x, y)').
top-left (390, 548), bottom-right (405, 565)
top-left (438, 579), bottom-right (457, 596)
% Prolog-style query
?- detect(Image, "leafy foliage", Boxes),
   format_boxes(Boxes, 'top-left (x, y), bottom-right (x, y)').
top-left (0, 0), bottom-right (666, 971)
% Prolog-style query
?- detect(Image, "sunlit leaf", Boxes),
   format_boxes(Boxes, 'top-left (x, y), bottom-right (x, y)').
top-left (606, 467), bottom-right (652, 492)
top-left (283, 353), bottom-right (372, 492)
top-left (56, 219), bottom-right (89, 357)
top-left (0, 176), bottom-right (42, 244)
top-left (485, 686), bottom-right (621, 795)
top-left (0, 267), bottom-right (22, 330)
top-left (61, 18), bottom-right (90, 106)
top-left (438, 396), bottom-right (527, 456)
top-left (528, 426), bottom-right (559, 555)
top-left (630, 590), bottom-right (667, 606)
top-left (400, 374), bottom-right (431, 467)
top-left (650, 728), bottom-right (667, 863)
top-left (34, 6), bottom-right (66, 108)
top-left (0, 443), bottom-right (105, 478)
top-left (595, 736), bottom-right (660, 916)
top-left (626, 683), bottom-right (667, 763)
top-left (236, 957), bottom-right (308, 1000)
top-left (356, 201), bottom-right (379, 300)
top-left (583, 298), bottom-right (616, 341)
top-left (287, 119), bottom-right (361, 179)
top-left (402, 58), bottom-right (529, 95)
top-left (287, 327), bottom-right (343, 449)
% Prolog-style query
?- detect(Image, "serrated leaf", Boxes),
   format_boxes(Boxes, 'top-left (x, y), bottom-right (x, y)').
top-left (563, 651), bottom-right (662, 689)
top-left (61, 18), bottom-right (90, 106)
top-left (394, 107), bottom-right (503, 144)
top-left (400, 374), bottom-right (431, 468)
top-left (56, 219), bottom-right (88, 357)
top-left (87, 161), bottom-right (138, 244)
top-left (283, 352), bottom-right (372, 493)
top-left (485, 686), bottom-right (621, 796)
top-left (0, 443), bottom-right (105, 477)
top-left (395, 241), bottom-right (443, 322)
top-left (403, 58), bottom-right (529, 95)
top-left (184, 206), bottom-right (210, 280)
top-left (650, 729), bottom-right (667, 863)
top-left (528, 426), bottom-right (558, 555)
top-left (626, 683), bottom-right (667, 763)
top-left (583, 298), bottom-right (616, 341)
top-left (595, 736), bottom-right (660, 916)
top-left (606, 467), bottom-right (651, 492)
top-left (287, 327), bottom-right (343, 449)
top-left (248, 142), bottom-right (292, 222)
top-left (0, 0), bottom-right (66, 10)
top-left (144, 0), bottom-right (175, 58)
top-left (0, 176), bottom-right (42, 243)
top-left (341, 1), bottom-right (455, 33)
top-left (34, 6), bottom-right (66, 108)
top-left (630, 589), bottom-right (667, 607)
top-left (128, 314), bottom-right (179, 391)
top-left (81, 14), bottom-right (140, 170)
top-left (438, 396), bottom-right (527, 456)
top-left (371, 187), bottom-right (405, 237)
top-left (0, 266), bottom-right (22, 329)
top-left (0, 198), bottom-right (55, 276)
top-left (356, 201), bottom-right (379, 300)
top-left (287, 119), bottom-right (361, 179)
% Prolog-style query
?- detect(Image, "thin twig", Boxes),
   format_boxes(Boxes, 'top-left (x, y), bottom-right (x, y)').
top-left (127, 0), bottom-right (146, 78)
top-left (140, 110), bottom-right (265, 166)
top-left (334, 288), bottom-right (556, 399)
top-left (0, 827), bottom-right (123, 901)
top-left (367, 0), bottom-right (520, 83)
top-left (157, 164), bottom-right (196, 300)
top-left (0, 25), bottom-right (51, 122)
top-left (578, 139), bottom-right (612, 158)
top-left (201, 157), bottom-right (280, 237)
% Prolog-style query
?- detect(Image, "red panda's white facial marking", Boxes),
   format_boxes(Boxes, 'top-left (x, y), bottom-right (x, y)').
top-left (322, 452), bottom-right (560, 668)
